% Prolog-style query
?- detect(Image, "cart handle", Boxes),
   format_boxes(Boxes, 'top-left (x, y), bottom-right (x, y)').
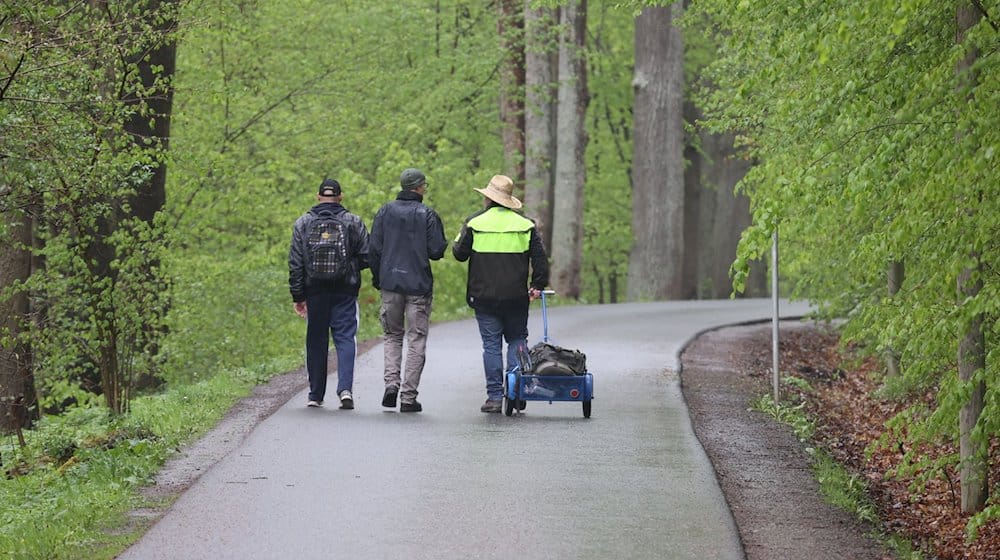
top-left (538, 289), bottom-right (556, 342)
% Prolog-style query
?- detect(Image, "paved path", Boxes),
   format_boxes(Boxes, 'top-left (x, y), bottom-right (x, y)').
top-left (118, 298), bottom-right (809, 560)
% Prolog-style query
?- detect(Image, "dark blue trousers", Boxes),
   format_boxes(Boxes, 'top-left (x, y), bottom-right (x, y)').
top-left (305, 291), bottom-right (359, 402)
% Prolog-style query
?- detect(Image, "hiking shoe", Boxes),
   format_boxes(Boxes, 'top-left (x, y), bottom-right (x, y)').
top-left (400, 401), bottom-right (422, 413)
top-left (480, 399), bottom-right (502, 413)
top-left (306, 400), bottom-right (323, 408)
top-left (339, 390), bottom-right (354, 410)
top-left (382, 386), bottom-right (399, 408)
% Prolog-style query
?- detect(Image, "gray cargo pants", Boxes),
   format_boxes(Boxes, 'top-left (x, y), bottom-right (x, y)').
top-left (379, 290), bottom-right (432, 404)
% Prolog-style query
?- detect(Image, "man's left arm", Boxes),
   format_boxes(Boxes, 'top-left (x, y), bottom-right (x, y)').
top-left (426, 209), bottom-right (447, 261)
top-left (353, 217), bottom-right (371, 271)
top-left (528, 228), bottom-right (549, 290)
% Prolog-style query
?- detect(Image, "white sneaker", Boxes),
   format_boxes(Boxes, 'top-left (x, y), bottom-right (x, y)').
top-left (339, 390), bottom-right (354, 410)
top-left (306, 400), bottom-right (322, 408)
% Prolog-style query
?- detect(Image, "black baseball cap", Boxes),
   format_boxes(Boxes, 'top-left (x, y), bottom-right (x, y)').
top-left (318, 178), bottom-right (341, 197)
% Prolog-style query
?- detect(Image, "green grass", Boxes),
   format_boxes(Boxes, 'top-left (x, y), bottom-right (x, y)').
top-left (0, 367), bottom-right (278, 559)
top-left (751, 389), bottom-right (925, 560)
top-left (0, 302), bottom-right (475, 560)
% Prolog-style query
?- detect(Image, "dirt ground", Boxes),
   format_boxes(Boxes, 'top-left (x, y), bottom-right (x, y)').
top-left (679, 321), bottom-right (894, 560)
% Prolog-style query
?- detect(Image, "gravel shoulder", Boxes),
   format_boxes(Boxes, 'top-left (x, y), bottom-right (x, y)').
top-left (679, 321), bottom-right (894, 560)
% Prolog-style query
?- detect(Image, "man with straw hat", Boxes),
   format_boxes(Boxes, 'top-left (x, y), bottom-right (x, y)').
top-left (452, 175), bottom-right (549, 413)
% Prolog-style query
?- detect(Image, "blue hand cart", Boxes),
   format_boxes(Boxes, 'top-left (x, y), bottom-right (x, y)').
top-left (503, 291), bottom-right (594, 418)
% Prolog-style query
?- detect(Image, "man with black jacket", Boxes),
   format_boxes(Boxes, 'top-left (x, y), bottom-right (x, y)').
top-left (452, 174), bottom-right (549, 413)
top-left (289, 178), bottom-right (370, 410)
top-left (369, 168), bottom-right (448, 412)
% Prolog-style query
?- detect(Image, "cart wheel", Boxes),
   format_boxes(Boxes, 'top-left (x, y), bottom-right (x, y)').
top-left (518, 399), bottom-right (527, 411)
top-left (504, 397), bottom-right (514, 416)
top-left (583, 400), bottom-right (591, 418)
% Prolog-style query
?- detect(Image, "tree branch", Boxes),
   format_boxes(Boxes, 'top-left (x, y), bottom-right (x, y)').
top-left (807, 121), bottom-right (944, 169)
top-left (970, 0), bottom-right (999, 32)
top-left (0, 53), bottom-right (24, 101)
top-left (223, 67), bottom-right (336, 145)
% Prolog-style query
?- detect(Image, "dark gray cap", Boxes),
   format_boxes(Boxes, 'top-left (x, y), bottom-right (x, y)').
top-left (399, 168), bottom-right (427, 190)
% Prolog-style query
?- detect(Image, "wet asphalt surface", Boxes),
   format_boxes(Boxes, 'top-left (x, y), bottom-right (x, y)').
top-left (117, 298), bottom-right (810, 560)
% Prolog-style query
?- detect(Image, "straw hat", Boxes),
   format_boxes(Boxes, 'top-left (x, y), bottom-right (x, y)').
top-left (474, 175), bottom-right (522, 209)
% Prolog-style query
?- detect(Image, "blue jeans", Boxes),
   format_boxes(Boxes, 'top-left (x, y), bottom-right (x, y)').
top-left (305, 291), bottom-right (359, 402)
top-left (474, 303), bottom-right (529, 401)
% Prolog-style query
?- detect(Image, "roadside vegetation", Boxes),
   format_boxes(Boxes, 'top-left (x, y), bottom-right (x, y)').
top-left (750, 327), bottom-right (999, 559)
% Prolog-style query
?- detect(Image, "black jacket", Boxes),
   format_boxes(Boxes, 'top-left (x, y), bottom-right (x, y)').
top-left (452, 203), bottom-right (549, 308)
top-left (288, 202), bottom-right (370, 302)
top-left (369, 190), bottom-right (447, 296)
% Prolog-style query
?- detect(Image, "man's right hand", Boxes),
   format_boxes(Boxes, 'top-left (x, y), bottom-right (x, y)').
top-left (293, 301), bottom-right (307, 318)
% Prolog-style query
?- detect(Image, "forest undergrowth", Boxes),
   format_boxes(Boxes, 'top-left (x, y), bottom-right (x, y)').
top-left (742, 327), bottom-right (1000, 560)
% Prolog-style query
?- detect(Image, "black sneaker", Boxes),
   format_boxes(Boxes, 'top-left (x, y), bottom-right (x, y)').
top-left (480, 399), bottom-right (502, 413)
top-left (339, 390), bottom-right (354, 410)
top-left (400, 401), bottom-right (422, 413)
top-left (382, 386), bottom-right (399, 408)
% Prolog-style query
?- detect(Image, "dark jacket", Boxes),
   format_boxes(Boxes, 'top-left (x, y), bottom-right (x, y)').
top-left (452, 203), bottom-right (549, 308)
top-left (288, 202), bottom-right (370, 302)
top-left (369, 190), bottom-right (447, 296)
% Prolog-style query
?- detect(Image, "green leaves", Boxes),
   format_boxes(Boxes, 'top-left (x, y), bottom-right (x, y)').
top-left (688, 0), bottom-right (1000, 515)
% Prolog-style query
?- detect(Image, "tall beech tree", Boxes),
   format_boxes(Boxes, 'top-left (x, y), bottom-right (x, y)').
top-left (498, 0), bottom-right (525, 185)
top-left (628, 3), bottom-right (685, 301)
top-left (955, 1), bottom-right (987, 514)
top-left (550, 0), bottom-right (589, 299)
top-left (523, 4), bottom-right (558, 249)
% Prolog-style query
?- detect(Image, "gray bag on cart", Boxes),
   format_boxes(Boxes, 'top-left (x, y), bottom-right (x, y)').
top-left (528, 342), bottom-right (587, 376)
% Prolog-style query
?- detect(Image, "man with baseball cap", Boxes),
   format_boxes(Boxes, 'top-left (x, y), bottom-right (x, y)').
top-left (288, 177), bottom-right (370, 410)
top-left (452, 175), bottom-right (549, 413)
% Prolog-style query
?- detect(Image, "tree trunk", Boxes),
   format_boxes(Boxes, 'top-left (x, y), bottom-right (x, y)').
top-left (958, 260), bottom-right (987, 513)
top-left (684, 98), bottom-right (760, 299)
top-left (86, 0), bottom-right (178, 412)
top-left (550, 0), bottom-right (588, 299)
top-left (628, 3), bottom-right (685, 301)
top-left (0, 211), bottom-right (37, 434)
top-left (705, 130), bottom-right (756, 298)
top-left (956, 2), bottom-right (987, 514)
top-left (885, 260), bottom-right (904, 377)
top-left (681, 100), bottom-right (702, 299)
top-left (127, 0), bottom-right (177, 394)
top-left (523, 4), bottom-right (557, 249)
top-left (125, 0), bottom-right (177, 224)
top-left (498, 0), bottom-right (525, 186)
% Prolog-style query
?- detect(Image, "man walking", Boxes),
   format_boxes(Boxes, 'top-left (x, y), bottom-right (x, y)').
top-left (288, 178), bottom-right (370, 410)
top-left (369, 168), bottom-right (448, 412)
top-left (452, 175), bottom-right (549, 413)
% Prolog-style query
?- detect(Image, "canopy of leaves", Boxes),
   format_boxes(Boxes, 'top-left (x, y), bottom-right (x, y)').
top-left (687, 0), bottom-right (999, 517)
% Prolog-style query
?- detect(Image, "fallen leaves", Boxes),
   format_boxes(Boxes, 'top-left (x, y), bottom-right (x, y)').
top-left (742, 325), bottom-right (999, 559)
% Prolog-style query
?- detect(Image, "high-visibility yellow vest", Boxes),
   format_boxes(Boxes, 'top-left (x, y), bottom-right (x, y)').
top-left (466, 207), bottom-right (532, 253)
